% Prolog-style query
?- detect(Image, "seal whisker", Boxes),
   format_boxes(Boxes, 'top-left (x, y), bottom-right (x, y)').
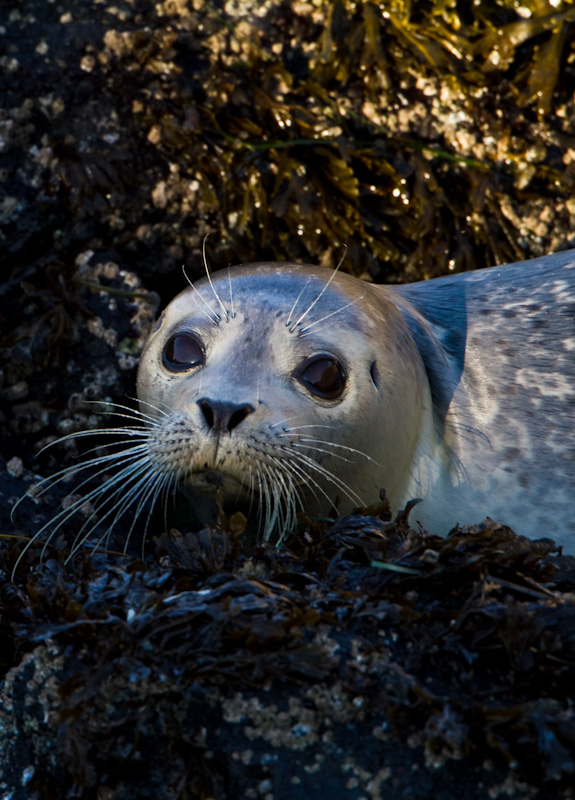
top-left (261, 441), bottom-right (360, 522)
top-left (269, 415), bottom-right (334, 431)
top-left (287, 246), bottom-right (348, 333)
top-left (446, 418), bottom-right (490, 447)
top-left (76, 440), bottom-right (178, 554)
top-left (279, 446), bottom-right (364, 507)
top-left (298, 296), bottom-right (364, 337)
top-left (227, 267), bottom-right (236, 318)
top-left (277, 434), bottom-right (377, 462)
top-left (11, 441), bottom-right (151, 526)
top-left (248, 455), bottom-right (295, 542)
top-left (285, 278), bottom-right (312, 328)
top-left (242, 469), bottom-right (259, 521)
top-left (285, 442), bottom-right (355, 464)
top-left (68, 463), bottom-right (178, 567)
top-left (132, 396), bottom-right (178, 420)
top-left (80, 398), bottom-right (171, 424)
top-left (268, 453), bottom-right (336, 532)
top-left (264, 468), bottom-right (287, 540)
top-left (38, 433), bottom-right (150, 474)
top-left (121, 467), bottom-right (177, 559)
top-left (67, 461), bottom-right (163, 560)
top-left (269, 480), bottom-right (289, 540)
top-left (333, 243), bottom-right (349, 272)
top-left (42, 443), bottom-right (150, 490)
top-left (263, 468), bottom-right (282, 537)
top-left (280, 423), bottom-right (337, 430)
top-left (37, 428), bottom-right (152, 458)
top-left (288, 273), bottom-right (340, 333)
top-left (264, 458), bottom-right (300, 537)
top-left (253, 463), bottom-right (273, 539)
top-left (259, 463), bottom-right (297, 541)
top-left (61, 420), bottom-right (156, 437)
top-left (183, 265), bottom-right (221, 325)
top-left (202, 234), bottom-right (229, 321)
top-left (41, 453), bottom-right (155, 542)
top-left (12, 451), bottom-right (158, 577)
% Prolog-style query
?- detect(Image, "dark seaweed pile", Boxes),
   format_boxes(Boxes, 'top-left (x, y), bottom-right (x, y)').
top-left (2, 499), bottom-right (575, 799)
top-left (2, 0), bottom-right (575, 797)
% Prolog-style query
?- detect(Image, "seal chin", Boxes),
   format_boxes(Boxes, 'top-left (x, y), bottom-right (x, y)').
top-left (186, 469), bottom-right (248, 499)
top-left (180, 471), bottom-right (260, 534)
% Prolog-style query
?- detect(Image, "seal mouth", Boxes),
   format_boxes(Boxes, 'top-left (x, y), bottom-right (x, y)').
top-left (188, 468), bottom-right (308, 495)
top-left (186, 469), bottom-right (250, 498)
top-left (199, 470), bottom-right (228, 489)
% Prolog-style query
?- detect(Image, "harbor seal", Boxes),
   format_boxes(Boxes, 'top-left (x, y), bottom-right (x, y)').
top-left (16, 249), bottom-right (575, 560)
top-left (135, 249), bottom-right (575, 550)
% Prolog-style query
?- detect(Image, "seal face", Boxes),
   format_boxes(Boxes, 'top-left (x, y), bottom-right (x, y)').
top-left (137, 251), bottom-right (575, 550)
top-left (136, 263), bottom-right (433, 539)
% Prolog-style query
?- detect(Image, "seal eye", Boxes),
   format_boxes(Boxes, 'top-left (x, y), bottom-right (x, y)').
top-left (162, 333), bottom-right (203, 372)
top-left (298, 356), bottom-right (346, 400)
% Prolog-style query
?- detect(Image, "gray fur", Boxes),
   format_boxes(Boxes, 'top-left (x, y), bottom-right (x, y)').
top-left (390, 250), bottom-right (575, 545)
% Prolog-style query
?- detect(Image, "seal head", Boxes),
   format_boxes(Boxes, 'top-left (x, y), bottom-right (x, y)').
top-left (137, 263), bottom-right (436, 537)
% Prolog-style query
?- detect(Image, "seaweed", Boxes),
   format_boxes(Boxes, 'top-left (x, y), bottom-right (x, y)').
top-left (2, 505), bottom-right (575, 796)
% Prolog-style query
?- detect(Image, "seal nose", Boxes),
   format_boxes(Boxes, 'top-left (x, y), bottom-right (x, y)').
top-left (197, 398), bottom-right (255, 434)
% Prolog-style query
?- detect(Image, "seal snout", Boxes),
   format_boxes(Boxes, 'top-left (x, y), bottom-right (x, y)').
top-left (197, 397), bottom-right (255, 434)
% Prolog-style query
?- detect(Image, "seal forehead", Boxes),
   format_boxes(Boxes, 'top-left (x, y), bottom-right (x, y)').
top-left (168, 263), bottom-right (378, 337)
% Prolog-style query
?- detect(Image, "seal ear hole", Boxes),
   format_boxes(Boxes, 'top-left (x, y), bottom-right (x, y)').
top-left (162, 333), bottom-right (204, 372)
top-left (297, 356), bottom-right (346, 400)
top-left (370, 361), bottom-right (380, 388)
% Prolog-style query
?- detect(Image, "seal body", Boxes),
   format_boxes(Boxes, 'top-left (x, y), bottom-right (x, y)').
top-left (137, 251), bottom-right (575, 549)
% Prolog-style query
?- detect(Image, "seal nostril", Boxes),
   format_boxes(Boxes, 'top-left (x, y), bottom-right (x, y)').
top-left (197, 398), bottom-right (254, 434)
top-left (228, 406), bottom-right (251, 431)
top-left (198, 399), bottom-right (214, 429)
